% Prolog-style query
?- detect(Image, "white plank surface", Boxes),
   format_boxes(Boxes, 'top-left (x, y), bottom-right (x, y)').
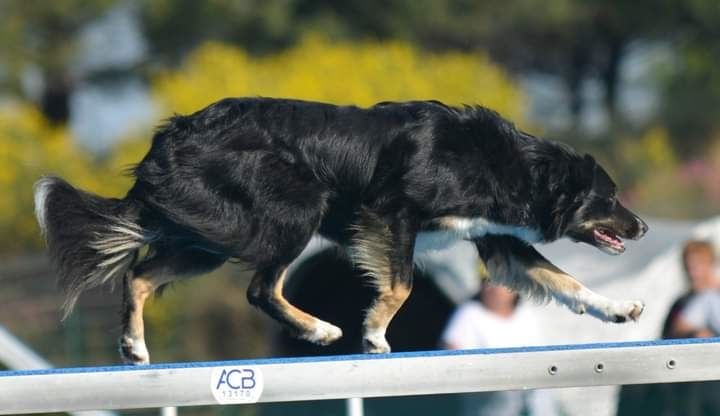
top-left (0, 338), bottom-right (719, 414)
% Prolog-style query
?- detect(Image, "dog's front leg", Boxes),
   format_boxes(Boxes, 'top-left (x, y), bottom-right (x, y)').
top-left (474, 236), bottom-right (644, 323)
top-left (351, 210), bottom-right (416, 353)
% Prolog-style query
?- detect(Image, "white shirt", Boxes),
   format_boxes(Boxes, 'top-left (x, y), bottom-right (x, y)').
top-left (442, 300), bottom-right (544, 349)
top-left (441, 300), bottom-right (559, 416)
top-left (680, 290), bottom-right (720, 335)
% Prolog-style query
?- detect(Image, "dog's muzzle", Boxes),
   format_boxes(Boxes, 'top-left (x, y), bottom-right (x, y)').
top-left (632, 217), bottom-right (648, 240)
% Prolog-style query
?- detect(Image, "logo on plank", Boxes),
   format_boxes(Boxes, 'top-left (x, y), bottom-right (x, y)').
top-left (211, 366), bottom-right (264, 404)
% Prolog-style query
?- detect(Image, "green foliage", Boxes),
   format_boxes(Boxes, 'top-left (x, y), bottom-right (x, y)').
top-left (141, 0), bottom-right (297, 60)
top-left (5, 0), bottom-right (720, 158)
top-left (660, 44), bottom-right (720, 157)
top-left (0, 0), bottom-right (114, 84)
top-left (576, 126), bottom-right (720, 218)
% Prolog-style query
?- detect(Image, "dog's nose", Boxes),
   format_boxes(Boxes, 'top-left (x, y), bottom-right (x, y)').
top-left (635, 218), bottom-right (648, 239)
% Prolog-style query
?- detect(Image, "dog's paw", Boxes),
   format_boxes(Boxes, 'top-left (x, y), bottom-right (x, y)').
top-left (119, 335), bottom-right (150, 365)
top-left (362, 331), bottom-right (391, 354)
top-left (301, 320), bottom-right (343, 346)
top-left (567, 289), bottom-right (645, 324)
top-left (568, 301), bottom-right (586, 315)
top-left (610, 300), bottom-right (645, 323)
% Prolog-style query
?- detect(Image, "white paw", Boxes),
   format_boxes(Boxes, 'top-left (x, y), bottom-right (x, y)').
top-left (568, 300), bottom-right (587, 315)
top-left (119, 335), bottom-right (150, 365)
top-left (363, 330), bottom-right (391, 354)
top-left (584, 299), bottom-right (645, 323)
top-left (607, 300), bottom-right (645, 323)
top-left (563, 289), bottom-right (645, 324)
top-left (301, 320), bottom-right (343, 346)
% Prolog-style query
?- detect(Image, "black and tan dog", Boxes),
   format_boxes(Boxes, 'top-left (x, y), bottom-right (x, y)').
top-left (34, 98), bottom-right (647, 364)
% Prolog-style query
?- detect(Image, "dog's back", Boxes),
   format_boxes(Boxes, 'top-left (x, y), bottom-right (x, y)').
top-left (127, 98), bottom-right (452, 247)
top-left (133, 97), bottom-right (446, 189)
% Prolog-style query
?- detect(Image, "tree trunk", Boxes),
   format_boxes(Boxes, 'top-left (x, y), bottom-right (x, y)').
top-left (602, 38), bottom-right (624, 122)
top-left (567, 45), bottom-right (590, 128)
top-left (40, 74), bottom-right (71, 124)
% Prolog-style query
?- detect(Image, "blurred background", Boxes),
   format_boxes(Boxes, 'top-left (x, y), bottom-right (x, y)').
top-left (1, 1), bottom-right (719, 415)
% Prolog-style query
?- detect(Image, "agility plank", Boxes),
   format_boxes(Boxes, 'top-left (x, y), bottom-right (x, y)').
top-left (1, 338), bottom-right (719, 414)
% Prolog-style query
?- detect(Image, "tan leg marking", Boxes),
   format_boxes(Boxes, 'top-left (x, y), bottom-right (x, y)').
top-left (249, 268), bottom-right (342, 345)
top-left (486, 250), bottom-right (644, 323)
top-left (271, 269), bottom-right (317, 330)
top-left (362, 283), bottom-right (411, 353)
top-left (120, 273), bottom-right (174, 365)
top-left (350, 210), bottom-right (393, 288)
top-left (526, 260), bottom-right (583, 296)
top-left (127, 278), bottom-right (154, 339)
top-left (351, 211), bottom-right (413, 353)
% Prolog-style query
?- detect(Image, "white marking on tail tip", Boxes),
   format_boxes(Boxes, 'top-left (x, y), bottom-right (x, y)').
top-left (33, 177), bottom-right (55, 235)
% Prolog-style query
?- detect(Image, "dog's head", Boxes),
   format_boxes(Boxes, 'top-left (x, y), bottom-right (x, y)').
top-left (563, 156), bottom-right (648, 255)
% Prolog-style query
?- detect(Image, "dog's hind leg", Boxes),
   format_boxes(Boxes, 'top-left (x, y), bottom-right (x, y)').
top-left (475, 236), bottom-right (644, 323)
top-left (247, 265), bottom-right (343, 345)
top-left (351, 210), bottom-right (416, 354)
top-left (119, 248), bottom-right (227, 365)
top-left (119, 270), bottom-right (164, 365)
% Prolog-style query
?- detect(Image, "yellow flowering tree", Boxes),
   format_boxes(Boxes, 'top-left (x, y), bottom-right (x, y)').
top-left (0, 105), bottom-right (116, 251)
top-left (154, 36), bottom-right (524, 120)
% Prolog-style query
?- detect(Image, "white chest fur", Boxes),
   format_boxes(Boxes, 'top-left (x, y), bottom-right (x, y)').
top-left (414, 216), bottom-right (541, 255)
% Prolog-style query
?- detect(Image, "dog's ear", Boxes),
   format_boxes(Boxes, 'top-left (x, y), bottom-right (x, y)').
top-left (590, 160), bottom-right (616, 195)
top-left (570, 154), bottom-right (596, 189)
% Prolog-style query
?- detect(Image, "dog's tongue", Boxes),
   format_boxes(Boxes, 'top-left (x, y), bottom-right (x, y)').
top-left (594, 229), bottom-right (624, 249)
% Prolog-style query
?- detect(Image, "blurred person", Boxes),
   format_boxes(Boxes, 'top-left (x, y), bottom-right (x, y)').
top-left (441, 282), bottom-right (560, 416)
top-left (618, 240), bottom-right (720, 416)
top-left (666, 240), bottom-right (720, 338)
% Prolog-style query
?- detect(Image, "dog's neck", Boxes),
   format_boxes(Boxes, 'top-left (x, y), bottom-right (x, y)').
top-left (415, 216), bottom-right (542, 255)
top-left (519, 137), bottom-right (589, 242)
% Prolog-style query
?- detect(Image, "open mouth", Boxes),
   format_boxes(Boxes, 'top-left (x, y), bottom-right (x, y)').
top-left (593, 228), bottom-right (625, 254)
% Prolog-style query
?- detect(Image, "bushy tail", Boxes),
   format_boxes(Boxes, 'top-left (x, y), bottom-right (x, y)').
top-left (34, 176), bottom-right (151, 319)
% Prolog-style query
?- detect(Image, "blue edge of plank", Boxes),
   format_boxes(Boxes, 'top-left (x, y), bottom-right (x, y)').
top-left (2, 337), bottom-right (719, 378)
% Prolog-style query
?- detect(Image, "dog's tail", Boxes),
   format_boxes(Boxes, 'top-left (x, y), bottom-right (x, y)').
top-left (34, 176), bottom-right (153, 319)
